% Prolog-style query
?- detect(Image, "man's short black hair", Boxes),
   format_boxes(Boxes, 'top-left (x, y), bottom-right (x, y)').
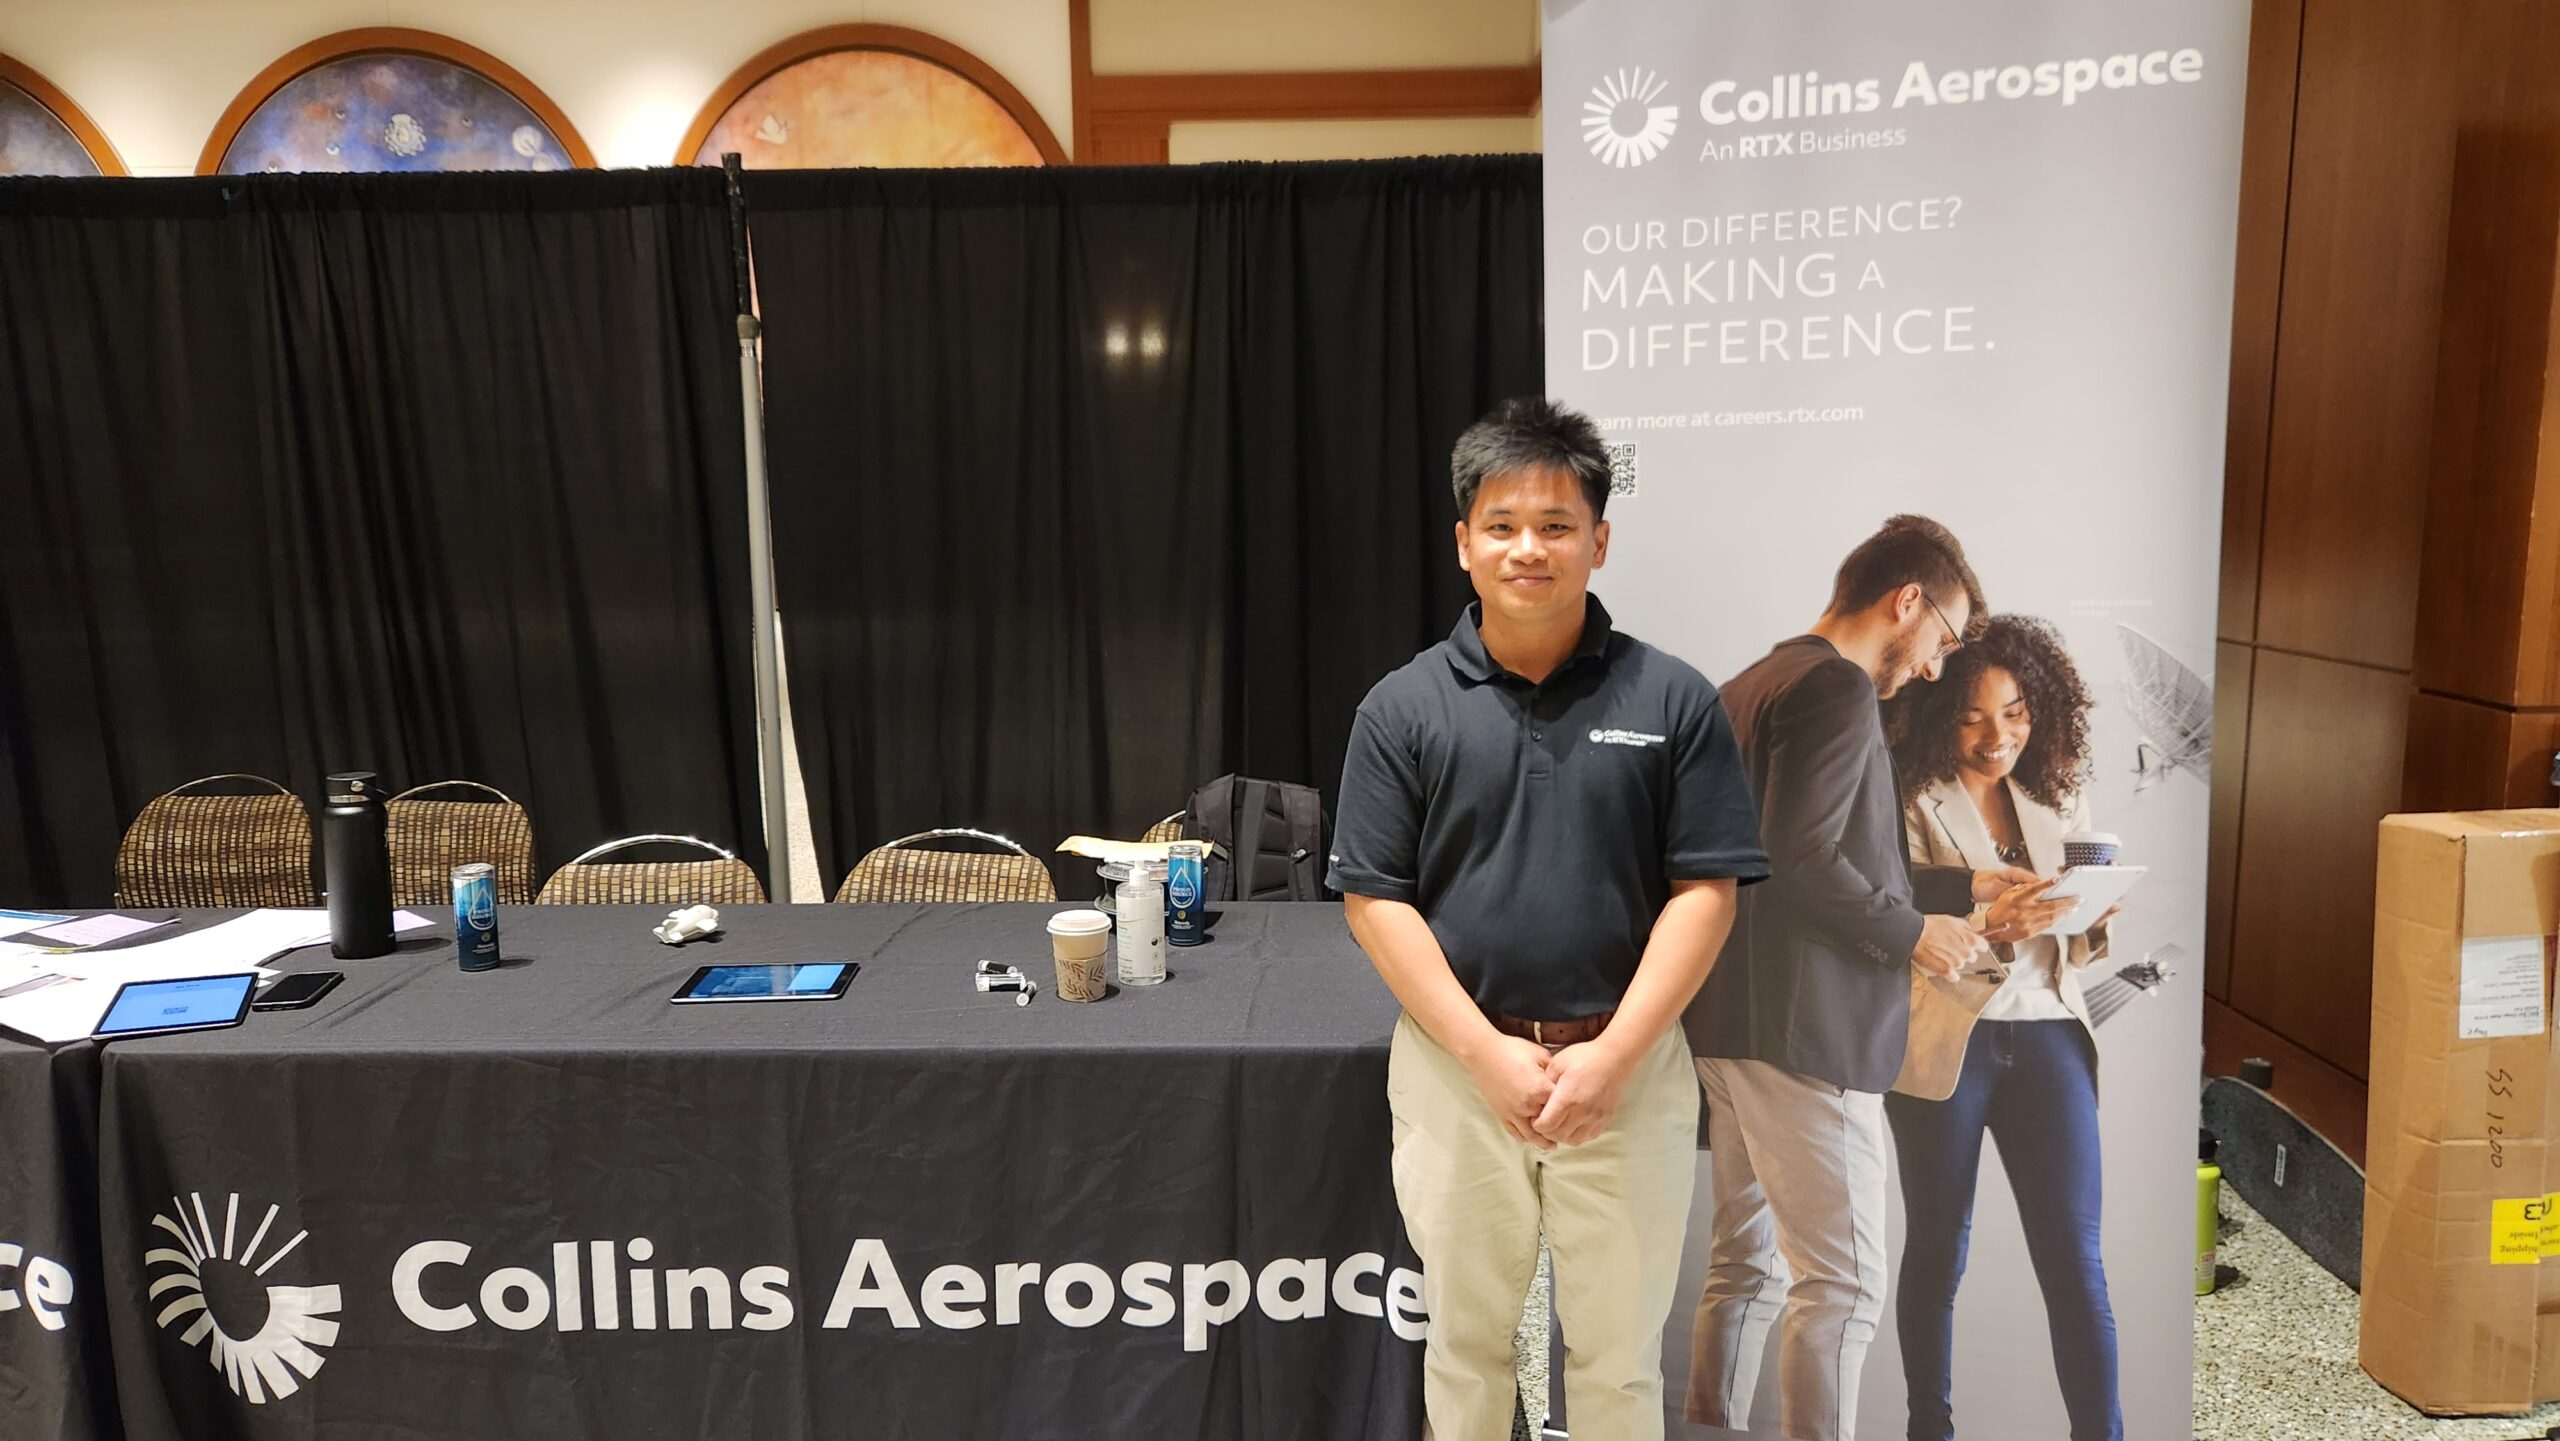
top-left (1450, 397), bottom-right (1613, 522)
top-left (1826, 514), bottom-right (1987, 638)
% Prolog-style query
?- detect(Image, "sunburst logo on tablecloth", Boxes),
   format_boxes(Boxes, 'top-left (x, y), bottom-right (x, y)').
top-left (145, 1191), bottom-right (341, 1404)
top-left (1583, 69), bottom-right (1680, 168)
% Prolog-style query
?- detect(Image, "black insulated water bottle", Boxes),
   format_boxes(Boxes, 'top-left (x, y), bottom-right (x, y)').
top-left (322, 771), bottom-right (395, 959)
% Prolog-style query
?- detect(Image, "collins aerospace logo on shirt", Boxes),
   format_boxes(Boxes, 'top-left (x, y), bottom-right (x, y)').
top-left (1582, 69), bottom-right (1679, 167)
top-left (145, 1192), bottom-right (342, 1403)
top-left (1591, 727), bottom-right (1668, 748)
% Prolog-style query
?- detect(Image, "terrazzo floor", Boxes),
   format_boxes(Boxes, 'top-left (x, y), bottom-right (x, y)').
top-left (2198, 1191), bottom-right (2560, 1441)
top-left (1507, 1194), bottom-right (2556, 1440)
top-left (1514, 1243), bottom-right (1552, 1439)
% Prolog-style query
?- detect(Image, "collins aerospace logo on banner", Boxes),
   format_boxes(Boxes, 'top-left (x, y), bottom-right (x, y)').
top-left (145, 1192), bottom-right (342, 1404)
top-left (1583, 69), bottom-right (1678, 167)
top-left (1580, 49), bottom-right (2213, 174)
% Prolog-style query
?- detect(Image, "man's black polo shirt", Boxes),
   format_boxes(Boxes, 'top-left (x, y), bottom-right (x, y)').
top-left (1328, 595), bottom-right (1769, 1020)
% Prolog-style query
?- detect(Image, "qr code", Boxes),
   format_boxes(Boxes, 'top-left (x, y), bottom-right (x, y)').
top-left (1605, 441), bottom-right (1639, 497)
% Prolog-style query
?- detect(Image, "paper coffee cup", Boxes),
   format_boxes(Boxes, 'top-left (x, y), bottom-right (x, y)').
top-left (1047, 909), bottom-right (1111, 1003)
top-left (2064, 831), bottom-right (2121, 868)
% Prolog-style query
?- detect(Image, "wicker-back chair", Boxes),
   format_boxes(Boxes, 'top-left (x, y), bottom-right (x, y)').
top-left (535, 835), bottom-right (766, 905)
top-left (833, 828), bottom-right (1058, 903)
top-left (115, 774), bottom-right (318, 907)
top-left (387, 781), bottom-right (537, 907)
top-left (1138, 811), bottom-right (1187, 845)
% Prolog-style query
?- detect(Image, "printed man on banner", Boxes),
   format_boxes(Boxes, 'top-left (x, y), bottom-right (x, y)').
top-left (1683, 515), bottom-right (2067, 1441)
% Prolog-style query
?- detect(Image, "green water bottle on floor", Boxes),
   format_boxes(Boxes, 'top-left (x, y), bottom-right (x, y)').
top-left (2196, 1129), bottom-right (2222, 1296)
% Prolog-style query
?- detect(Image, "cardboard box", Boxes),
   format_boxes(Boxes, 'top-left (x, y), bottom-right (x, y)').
top-left (2363, 810), bottom-right (2560, 1414)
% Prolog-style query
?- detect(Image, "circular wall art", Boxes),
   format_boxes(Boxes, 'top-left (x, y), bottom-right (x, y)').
top-left (682, 26), bottom-right (1062, 169)
top-left (0, 53), bottom-right (124, 175)
top-left (202, 28), bottom-right (591, 175)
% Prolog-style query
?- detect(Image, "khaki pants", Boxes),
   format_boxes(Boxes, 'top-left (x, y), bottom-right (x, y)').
top-left (1387, 1013), bottom-right (1698, 1441)
top-left (1688, 1056), bottom-right (1890, 1441)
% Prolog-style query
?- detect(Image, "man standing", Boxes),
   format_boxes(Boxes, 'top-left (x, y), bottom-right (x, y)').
top-left (1683, 515), bottom-right (2063, 1441)
top-left (1331, 397), bottom-right (1769, 1440)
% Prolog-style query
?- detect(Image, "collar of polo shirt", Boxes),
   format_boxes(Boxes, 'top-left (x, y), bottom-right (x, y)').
top-left (1443, 595), bottom-right (1619, 685)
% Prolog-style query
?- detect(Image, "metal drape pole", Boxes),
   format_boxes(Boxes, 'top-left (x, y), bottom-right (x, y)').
top-left (725, 153), bottom-right (792, 902)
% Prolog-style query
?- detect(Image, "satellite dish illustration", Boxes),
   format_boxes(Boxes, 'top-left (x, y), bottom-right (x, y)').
top-left (2117, 625), bottom-right (2212, 790)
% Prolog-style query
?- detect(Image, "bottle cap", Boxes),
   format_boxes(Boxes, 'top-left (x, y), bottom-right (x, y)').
top-left (327, 771), bottom-right (381, 803)
top-left (2199, 1128), bottom-right (2218, 1164)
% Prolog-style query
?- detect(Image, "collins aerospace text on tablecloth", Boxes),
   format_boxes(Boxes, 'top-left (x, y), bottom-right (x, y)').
top-left (391, 1236), bottom-right (1426, 1353)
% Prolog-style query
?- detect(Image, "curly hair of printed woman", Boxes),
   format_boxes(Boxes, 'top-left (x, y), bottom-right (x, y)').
top-left (1882, 613), bottom-right (2095, 812)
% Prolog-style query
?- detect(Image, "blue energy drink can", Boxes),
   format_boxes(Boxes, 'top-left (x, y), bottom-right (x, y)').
top-left (452, 862), bottom-right (501, 972)
top-left (1165, 841), bottom-right (1206, 947)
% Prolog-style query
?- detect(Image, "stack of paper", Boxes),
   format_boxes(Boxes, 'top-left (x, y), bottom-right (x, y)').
top-left (1056, 835), bottom-right (1230, 863)
top-left (20, 913), bottom-right (177, 948)
top-left (0, 909), bottom-right (430, 1046)
top-left (0, 909), bottom-right (70, 940)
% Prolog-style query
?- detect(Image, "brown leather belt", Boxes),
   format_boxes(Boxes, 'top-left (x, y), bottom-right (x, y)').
top-left (1486, 1009), bottom-right (1614, 1049)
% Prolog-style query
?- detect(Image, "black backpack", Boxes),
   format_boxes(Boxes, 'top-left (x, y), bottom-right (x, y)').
top-left (1182, 775), bottom-right (1327, 902)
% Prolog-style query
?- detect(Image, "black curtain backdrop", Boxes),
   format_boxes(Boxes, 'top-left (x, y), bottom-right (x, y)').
top-left (0, 171), bottom-right (760, 907)
top-left (747, 157), bottom-right (1542, 890)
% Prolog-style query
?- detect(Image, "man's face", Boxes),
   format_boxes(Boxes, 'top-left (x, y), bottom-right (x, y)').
top-left (1874, 585), bottom-right (1968, 698)
top-left (1455, 467), bottom-right (1609, 626)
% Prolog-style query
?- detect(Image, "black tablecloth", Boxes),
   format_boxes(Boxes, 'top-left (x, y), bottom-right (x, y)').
top-left (83, 903), bottom-right (1420, 1441)
top-left (1, 1043), bottom-right (116, 1441)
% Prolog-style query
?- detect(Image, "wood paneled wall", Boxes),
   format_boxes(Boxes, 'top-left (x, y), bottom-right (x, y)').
top-left (2215, 0), bottom-right (2304, 642)
top-left (1079, 66), bottom-right (1539, 164)
top-left (2246, 0), bottom-right (2462, 674)
top-left (2214, 0), bottom-right (2441, 1082)
top-left (1069, 0), bottom-right (1539, 164)
top-left (2399, 0), bottom-right (2560, 821)
top-left (2215, 0), bottom-right (2560, 1102)
top-left (2224, 651), bottom-right (2410, 1070)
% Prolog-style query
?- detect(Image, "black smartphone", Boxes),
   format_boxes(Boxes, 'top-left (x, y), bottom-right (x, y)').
top-left (252, 971), bottom-right (344, 1011)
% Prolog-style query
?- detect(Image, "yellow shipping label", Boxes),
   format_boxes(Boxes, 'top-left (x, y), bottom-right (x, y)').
top-left (2492, 1194), bottom-right (2560, 1264)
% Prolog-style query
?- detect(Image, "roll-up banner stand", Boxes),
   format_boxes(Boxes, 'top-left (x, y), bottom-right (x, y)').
top-left (1543, 3), bottom-right (2249, 1436)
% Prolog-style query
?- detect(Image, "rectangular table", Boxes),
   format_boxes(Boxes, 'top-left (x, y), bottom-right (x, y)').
top-left (0, 1043), bottom-right (117, 1441)
top-left (85, 903), bottom-right (1423, 1441)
